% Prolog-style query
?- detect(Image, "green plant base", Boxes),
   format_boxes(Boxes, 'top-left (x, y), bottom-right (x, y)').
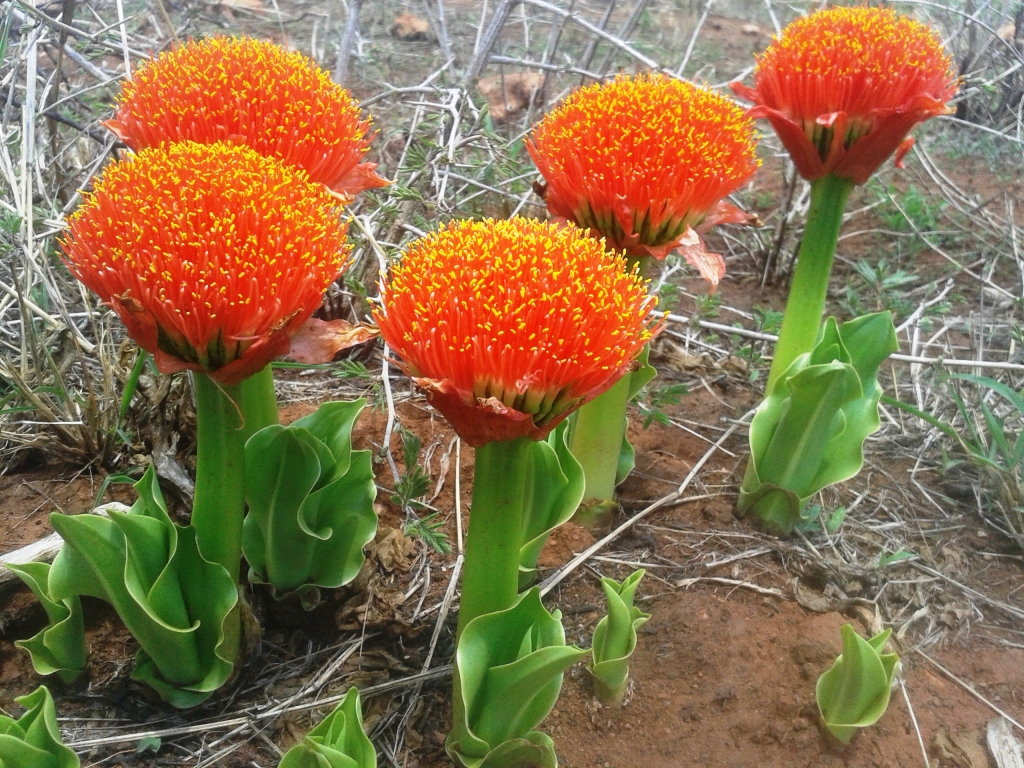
top-left (569, 498), bottom-right (618, 529)
top-left (586, 668), bottom-right (628, 706)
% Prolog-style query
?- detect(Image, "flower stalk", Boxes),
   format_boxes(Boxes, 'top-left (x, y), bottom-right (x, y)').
top-left (568, 374), bottom-right (631, 514)
top-left (766, 174), bottom-right (854, 391)
top-left (240, 364), bottom-right (279, 443)
top-left (458, 436), bottom-right (533, 637)
top-left (192, 373), bottom-right (247, 583)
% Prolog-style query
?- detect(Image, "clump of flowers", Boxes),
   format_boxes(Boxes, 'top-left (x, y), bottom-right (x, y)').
top-left (106, 37), bottom-right (388, 195)
top-left (731, 7), bottom-right (957, 184)
top-left (528, 73), bottom-right (759, 289)
top-left (375, 217), bottom-right (659, 447)
top-left (62, 141), bottom-right (350, 386)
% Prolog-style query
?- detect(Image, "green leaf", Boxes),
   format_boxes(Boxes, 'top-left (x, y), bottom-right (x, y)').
top-left (588, 570), bottom-right (650, 705)
top-left (739, 312), bottom-right (897, 535)
top-left (404, 512), bottom-right (451, 555)
top-left (243, 426), bottom-right (323, 591)
top-left (0, 686), bottom-right (79, 768)
top-left (816, 625), bottom-right (899, 744)
top-left (447, 589), bottom-right (588, 767)
top-left (518, 422), bottom-right (585, 590)
top-left (615, 423), bottom-right (636, 487)
top-left (278, 687), bottom-right (376, 768)
top-left (477, 733), bottom-right (557, 768)
top-left (135, 737), bottom-right (161, 754)
top-left (614, 348), bottom-right (658, 485)
top-left (7, 562), bottom-right (86, 684)
top-left (243, 401), bottom-right (378, 607)
top-left (49, 466), bottom-right (237, 708)
top-left (824, 507), bottom-right (846, 535)
top-left (291, 399), bottom-right (366, 482)
top-left (878, 550), bottom-right (915, 567)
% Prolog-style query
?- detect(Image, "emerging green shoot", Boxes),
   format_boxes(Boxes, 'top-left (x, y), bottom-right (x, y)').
top-left (278, 687), bottom-right (376, 768)
top-left (0, 686), bottom-right (79, 768)
top-left (588, 570), bottom-right (650, 705)
top-left (816, 625), bottom-right (899, 745)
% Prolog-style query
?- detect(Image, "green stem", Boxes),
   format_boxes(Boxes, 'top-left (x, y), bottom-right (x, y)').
top-left (766, 174), bottom-right (855, 392)
top-left (569, 374), bottom-right (631, 509)
top-left (240, 364), bottom-right (279, 444)
top-left (192, 373), bottom-right (246, 584)
top-left (457, 436), bottom-right (532, 637)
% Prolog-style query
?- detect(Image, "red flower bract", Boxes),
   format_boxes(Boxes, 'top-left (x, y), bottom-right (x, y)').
top-left (62, 142), bottom-right (351, 385)
top-left (731, 7), bottom-right (957, 185)
top-left (527, 74), bottom-right (759, 290)
top-left (105, 37), bottom-right (388, 196)
top-left (374, 218), bottom-right (660, 447)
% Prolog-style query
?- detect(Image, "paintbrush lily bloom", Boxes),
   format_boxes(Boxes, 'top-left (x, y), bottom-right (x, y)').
top-left (105, 36), bottom-right (388, 196)
top-left (375, 215), bottom-right (659, 768)
top-left (730, 7), bottom-right (957, 185)
top-left (375, 218), bottom-right (659, 448)
top-left (376, 217), bottom-right (659, 646)
top-left (63, 142), bottom-right (351, 386)
top-left (527, 73), bottom-right (759, 290)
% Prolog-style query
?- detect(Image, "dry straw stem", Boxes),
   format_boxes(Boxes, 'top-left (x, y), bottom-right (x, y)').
top-left (540, 411), bottom-right (754, 596)
top-left (917, 650), bottom-right (1024, 735)
top-left (66, 665), bottom-right (452, 749)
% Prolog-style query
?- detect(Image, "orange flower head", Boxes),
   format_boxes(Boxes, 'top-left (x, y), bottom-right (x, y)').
top-left (106, 37), bottom-right (388, 196)
top-left (374, 218), bottom-right (660, 446)
top-left (731, 7), bottom-right (957, 184)
top-left (527, 74), bottom-right (760, 290)
top-left (62, 142), bottom-right (351, 385)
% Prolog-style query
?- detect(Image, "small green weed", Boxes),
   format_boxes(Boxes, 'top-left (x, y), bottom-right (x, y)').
top-left (753, 305), bottom-right (783, 336)
top-left (884, 375), bottom-right (1024, 549)
top-left (877, 184), bottom-right (942, 234)
top-left (635, 382), bottom-right (690, 428)
top-left (405, 512), bottom-right (452, 555)
top-left (333, 359), bottom-right (371, 379)
top-left (391, 428), bottom-right (432, 508)
top-left (692, 291), bottom-right (723, 320)
top-left (391, 427), bottom-right (451, 554)
top-left (841, 258), bottom-right (917, 317)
